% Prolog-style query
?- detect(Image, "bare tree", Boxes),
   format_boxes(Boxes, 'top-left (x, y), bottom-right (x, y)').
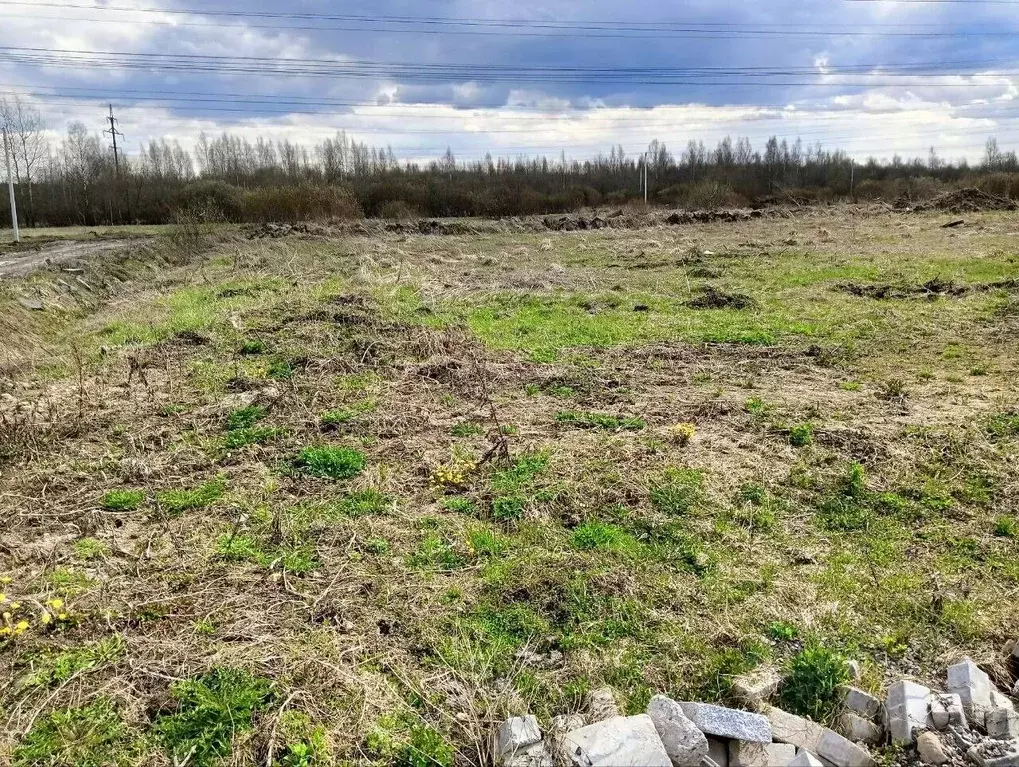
top-left (0, 96), bottom-right (47, 226)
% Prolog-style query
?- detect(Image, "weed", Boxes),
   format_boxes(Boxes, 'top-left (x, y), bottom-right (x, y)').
top-left (768, 621), bottom-right (799, 641)
top-left (649, 467), bottom-right (704, 515)
top-left (667, 422), bottom-right (697, 446)
top-left (994, 517), bottom-right (1018, 538)
top-left (74, 537), bottom-right (108, 560)
top-left (745, 397), bottom-right (772, 417)
top-left (779, 642), bottom-right (849, 724)
top-left (492, 495), bottom-right (526, 521)
top-left (239, 338), bottom-right (267, 355)
top-left (408, 532), bottom-right (466, 571)
top-left (295, 446), bottom-right (366, 480)
top-left (26, 635), bottom-right (125, 688)
top-left (267, 359), bottom-right (295, 380)
top-left (157, 478), bottom-right (226, 514)
top-left (556, 410), bottom-right (645, 431)
top-left (225, 426), bottom-right (280, 449)
top-left (156, 668), bottom-right (274, 767)
top-left (276, 711), bottom-right (329, 766)
top-left (365, 537), bottom-right (390, 555)
top-left (986, 410), bottom-right (1019, 440)
top-left (336, 489), bottom-right (391, 517)
top-left (441, 496), bottom-right (476, 515)
top-left (877, 378), bottom-right (909, 401)
top-left (14, 698), bottom-right (141, 767)
top-left (226, 405), bottom-right (266, 430)
top-left (839, 381), bottom-right (862, 392)
top-left (788, 423), bottom-right (814, 447)
top-left (321, 409), bottom-right (354, 427)
top-left (451, 422), bottom-right (485, 437)
top-left (367, 714), bottom-right (455, 767)
top-left (101, 489), bottom-right (144, 511)
top-left (571, 522), bottom-right (636, 552)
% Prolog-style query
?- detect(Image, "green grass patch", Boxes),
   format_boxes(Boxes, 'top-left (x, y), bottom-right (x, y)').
top-left (155, 668), bottom-right (274, 767)
top-left (25, 635), bottom-right (125, 688)
top-left (226, 405), bottom-right (266, 430)
top-left (14, 698), bottom-right (142, 767)
top-left (74, 537), bottom-right (109, 560)
top-left (788, 423), bottom-right (814, 447)
top-left (366, 713), bottom-right (455, 767)
top-left (157, 478), bottom-right (226, 514)
top-left (295, 446), bottom-right (366, 480)
top-left (556, 410), bottom-right (646, 431)
top-left (101, 489), bottom-right (145, 512)
top-left (648, 467), bottom-right (705, 515)
top-left (223, 426), bottom-right (280, 449)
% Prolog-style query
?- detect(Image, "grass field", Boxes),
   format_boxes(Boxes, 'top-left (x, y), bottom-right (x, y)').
top-left (1, 208), bottom-right (1017, 766)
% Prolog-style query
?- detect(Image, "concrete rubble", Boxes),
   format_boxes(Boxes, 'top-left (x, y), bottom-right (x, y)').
top-left (491, 645), bottom-right (1019, 767)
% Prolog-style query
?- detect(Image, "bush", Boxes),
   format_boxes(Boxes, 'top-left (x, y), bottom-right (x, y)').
top-left (780, 643), bottom-right (849, 723)
top-left (172, 180), bottom-right (245, 222)
top-left (243, 183), bottom-right (362, 223)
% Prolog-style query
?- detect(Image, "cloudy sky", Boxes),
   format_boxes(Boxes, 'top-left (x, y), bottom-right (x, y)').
top-left (1, 0), bottom-right (1017, 164)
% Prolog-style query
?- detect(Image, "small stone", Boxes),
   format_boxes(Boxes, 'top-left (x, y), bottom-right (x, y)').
top-left (838, 713), bottom-right (883, 745)
top-left (917, 732), bottom-right (950, 766)
top-left (706, 737), bottom-right (729, 767)
top-left (493, 716), bottom-right (543, 764)
top-left (647, 696), bottom-right (709, 767)
top-left (967, 742), bottom-right (1019, 767)
top-left (930, 693), bottom-right (968, 731)
top-left (728, 740), bottom-right (796, 767)
top-left (679, 703), bottom-right (772, 743)
top-left (846, 661), bottom-right (864, 682)
top-left (551, 714), bottom-right (587, 734)
top-left (845, 688), bottom-right (883, 720)
top-left (948, 657), bottom-right (994, 729)
top-left (886, 680), bottom-right (932, 744)
top-left (991, 690), bottom-right (1016, 715)
top-left (787, 752), bottom-right (824, 767)
top-left (563, 715), bottom-right (672, 767)
top-left (732, 669), bottom-right (783, 712)
top-left (1013, 681), bottom-right (1019, 698)
top-left (988, 709), bottom-right (1019, 740)
top-left (585, 687), bottom-right (621, 723)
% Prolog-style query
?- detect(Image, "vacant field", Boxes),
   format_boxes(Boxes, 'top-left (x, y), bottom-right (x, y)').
top-left (1, 208), bottom-right (1017, 766)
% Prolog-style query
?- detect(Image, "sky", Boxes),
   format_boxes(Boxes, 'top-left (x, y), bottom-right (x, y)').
top-left (1, 0), bottom-right (1018, 165)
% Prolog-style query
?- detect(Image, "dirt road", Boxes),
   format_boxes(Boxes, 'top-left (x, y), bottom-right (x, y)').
top-left (0, 238), bottom-right (147, 278)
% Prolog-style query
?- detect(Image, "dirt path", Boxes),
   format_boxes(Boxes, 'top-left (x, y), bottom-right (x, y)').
top-left (0, 238), bottom-right (149, 278)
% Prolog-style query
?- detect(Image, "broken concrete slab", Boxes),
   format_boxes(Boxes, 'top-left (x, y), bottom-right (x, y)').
top-left (679, 703), bottom-right (771, 743)
top-left (646, 696), bottom-right (709, 767)
top-left (563, 715), bottom-right (672, 767)
top-left (948, 658), bottom-right (993, 728)
top-left (991, 690), bottom-right (1016, 715)
top-left (765, 708), bottom-right (875, 767)
top-left (931, 693), bottom-right (968, 731)
top-left (844, 688), bottom-right (882, 720)
top-left (916, 731), bottom-right (950, 766)
top-left (886, 680), bottom-right (931, 744)
top-left (766, 707), bottom-right (826, 753)
top-left (966, 741), bottom-right (1019, 767)
top-left (988, 709), bottom-right (1019, 740)
top-left (493, 716), bottom-right (551, 767)
top-left (816, 729), bottom-right (877, 767)
top-left (732, 669), bottom-right (783, 712)
top-left (728, 741), bottom-right (795, 767)
top-left (838, 713), bottom-right (883, 745)
top-left (787, 752), bottom-right (824, 767)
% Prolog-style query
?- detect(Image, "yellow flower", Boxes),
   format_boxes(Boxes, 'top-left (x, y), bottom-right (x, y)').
top-left (668, 423), bottom-right (697, 446)
top-left (0, 593), bottom-right (7, 603)
top-left (0, 576), bottom-right (11, 584)
top-left (0, 626), bottom-right (11, 636)
top-left (46, 599), bottom-right (64, 610)
top-left (39, 611), bottom-right (52, 625)
top-left (13, 620), bottom-right (29, 635)
top-left (10, 602), bottom-right (21, 611)
top-left (57, 613), bottom-right (69, 621)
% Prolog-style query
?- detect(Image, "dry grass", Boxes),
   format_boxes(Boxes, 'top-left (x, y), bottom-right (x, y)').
top-left (0, 207), bottom-right (1017, 765)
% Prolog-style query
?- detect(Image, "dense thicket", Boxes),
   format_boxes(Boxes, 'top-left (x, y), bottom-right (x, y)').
top-left (2, 99), bottom-right (1018, 226)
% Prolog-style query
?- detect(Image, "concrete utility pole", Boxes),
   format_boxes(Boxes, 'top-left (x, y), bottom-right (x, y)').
top-left (104, 104), bottom-right (124, 176)
top-left (643, 152), bottom-right (649, 205)
top-left (3, 125), bottom-right (18, 243)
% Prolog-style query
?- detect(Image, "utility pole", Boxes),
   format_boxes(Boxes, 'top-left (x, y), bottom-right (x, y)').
top-left (3, 125), bottom-right (18, 243)
top-left (643, 152), bottom-right (649, 205)
top-left (103, 104), bottom-right (124, 176)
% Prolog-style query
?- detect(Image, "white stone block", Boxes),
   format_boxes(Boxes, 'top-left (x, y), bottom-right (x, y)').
top-left (766, 707), bottom-right (826, 753)
top-left (838, 713), bottom-right (883, 745)
top-left (844, 688), bottom-right (882, 720)
top-left (885, 680), bottom-right (931, 744)
top-left (679, 703), bottom-right (772, 744)
top-left (816, 729), bottom-right (877, 767)
top-left (929, 693), bottom-right (967, 731)
top-left (647, 695), bottom-right (709, 767)
top-left (787, 752), bottom-right (824, 767)
top-left (563, 715), bottom-right (672, 767)
top-left (728, 740), bottom-right (796, 767)
top-left (732, 669), bottom-right (783, 711)
top-left (988, 709), bottom-right (1019, 740)
top-left (947, 657), bottom-right (993, 729)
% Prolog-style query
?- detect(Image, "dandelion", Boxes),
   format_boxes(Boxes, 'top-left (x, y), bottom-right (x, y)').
top-left (39, 611), bottom-right (52, 625)
top-left (0, 627), bottom-right (10, 637)
top-left (13, 620), bottom-right (29, 636)
top-left (0, 593), bottom-right (6, 603)
top-left (10, 602), bottom-right (21, 610)
top-left (45, 598), bottom-right (64, 610)
top-left (0, 576), bottom-right (11, 584)
top-left (57, 613), bottom-right (69, 621)
top-left (668, 423), bottom-right (697, 446)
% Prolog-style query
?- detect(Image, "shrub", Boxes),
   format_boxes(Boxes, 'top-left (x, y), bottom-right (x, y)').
top-left (242, 183), bottom-right (362, 223)
top-left (172, 180), bottom-right (245, 222)
top-left (780, 643), bottom-right (849, 724)
top-left (156, 668), bottom-right (273, 767)
top-left (788, 424), bottom-right (814, 447)
top-left (296, 446), bottom-right (366, 480)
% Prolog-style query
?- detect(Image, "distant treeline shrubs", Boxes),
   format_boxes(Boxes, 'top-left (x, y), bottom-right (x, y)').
top-left (2, 101), bottom-right (1018, 226)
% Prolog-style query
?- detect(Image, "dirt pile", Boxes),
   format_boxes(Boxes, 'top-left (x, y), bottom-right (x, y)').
top-left (243, 222), bottom-right (327, 239)
top-left (836, 276), bottom-right (1019, 300)
top-left (897, 187), bottom-right (1018, 213)
top-left (686, 285), bottom-right (759, 310)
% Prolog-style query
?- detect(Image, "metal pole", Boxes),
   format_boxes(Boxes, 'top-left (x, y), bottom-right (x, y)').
top-left (3, 126), bottom-right (19, 243)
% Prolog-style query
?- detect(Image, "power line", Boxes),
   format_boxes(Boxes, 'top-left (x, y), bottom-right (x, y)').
top-left (4, 9), bottom-right (1019, 38)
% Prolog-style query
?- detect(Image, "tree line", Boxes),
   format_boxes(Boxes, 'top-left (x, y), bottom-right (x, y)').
top-left (2, 97), bottom-right (1018, 227)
